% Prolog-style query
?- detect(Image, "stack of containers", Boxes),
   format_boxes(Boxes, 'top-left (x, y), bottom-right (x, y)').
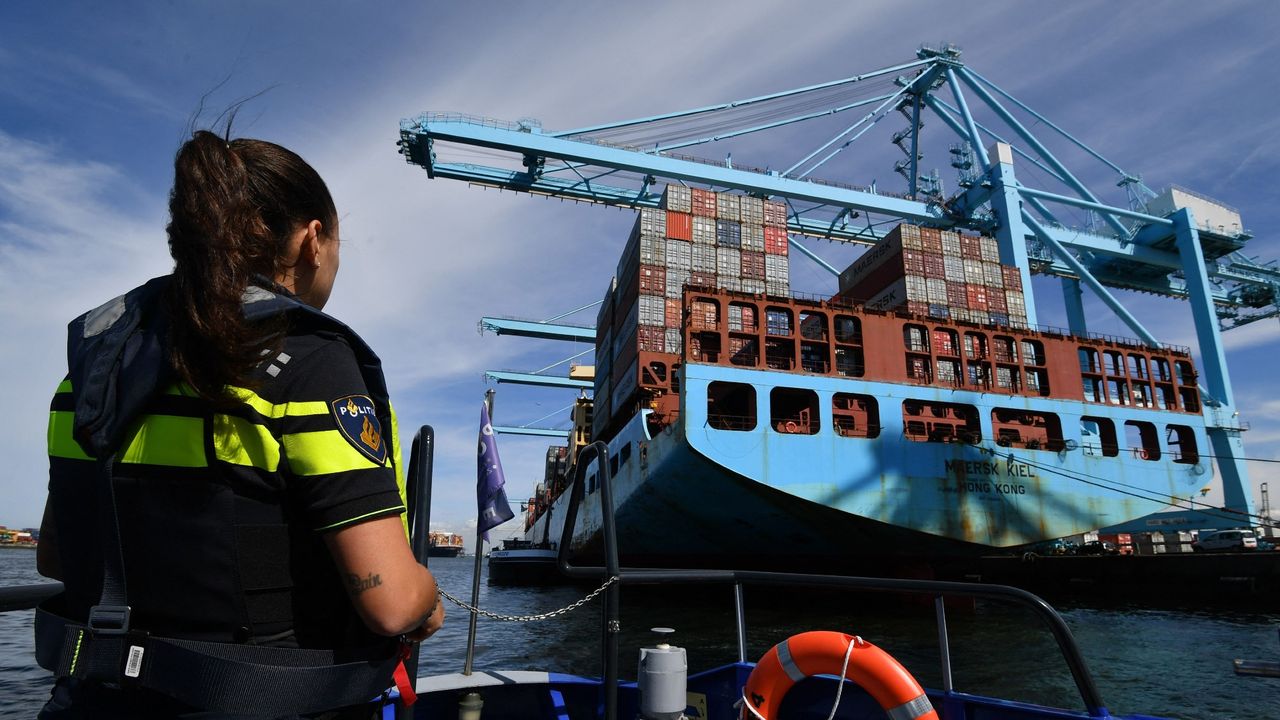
top-left (834, 224), bottom-right (1030, 326)
top-left (596, 186), bottom-right (795, 433)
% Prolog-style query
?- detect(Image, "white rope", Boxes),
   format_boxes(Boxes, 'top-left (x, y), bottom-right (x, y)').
top-left (737, 636), bottom-right (859, 720)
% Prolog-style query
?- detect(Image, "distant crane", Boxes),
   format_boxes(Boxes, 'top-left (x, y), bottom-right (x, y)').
top-left (399, 44), bottom-right (1274, 524)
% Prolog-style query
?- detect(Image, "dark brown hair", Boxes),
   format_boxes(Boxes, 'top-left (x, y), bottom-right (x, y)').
top-left (165, 130), bottom-right (337, 400)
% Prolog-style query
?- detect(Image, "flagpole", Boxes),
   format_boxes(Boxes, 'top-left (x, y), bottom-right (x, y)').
top-left (463, 390), bottom-right (496, 676)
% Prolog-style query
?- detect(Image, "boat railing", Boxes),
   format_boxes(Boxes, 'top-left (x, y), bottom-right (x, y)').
top-left (558, 440), bottom-right (1111, 720)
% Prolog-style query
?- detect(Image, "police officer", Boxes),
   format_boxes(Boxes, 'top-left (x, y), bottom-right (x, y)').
top-left (36, 130), bottom-right (443, 718)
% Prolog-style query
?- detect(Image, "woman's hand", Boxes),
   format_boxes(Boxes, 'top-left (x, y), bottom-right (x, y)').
top-left (404, 599), bottom-right (445, 642)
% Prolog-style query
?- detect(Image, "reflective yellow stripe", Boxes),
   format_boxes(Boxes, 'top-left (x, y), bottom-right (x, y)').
top-left (119, 415), bottom-right (207, 467)
top-left (55, 378), bottom-right (73, 394)
top-left (224, 386), bottom-right (328, 419)
top-left (48, 410), bottom-right (92, 460)
top-left (389, 403), bottom-right (409, 537)
top-left (213, 414), bottom-right (280, 471)
top-left (283, 430), bottom-right (383, 475)
top-left (316, 505), bottom-right (406, 532)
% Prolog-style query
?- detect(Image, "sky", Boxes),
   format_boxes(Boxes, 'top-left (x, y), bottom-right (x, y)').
top-left (1, 1), bottom-right (1278, 539)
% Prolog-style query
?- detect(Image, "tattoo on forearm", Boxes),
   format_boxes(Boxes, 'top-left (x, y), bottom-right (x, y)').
top-left (346, 572), bottom-right (383, 595)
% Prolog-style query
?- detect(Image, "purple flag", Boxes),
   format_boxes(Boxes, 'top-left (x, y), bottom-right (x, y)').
top-left (477, 403), bottom-right (515, 541)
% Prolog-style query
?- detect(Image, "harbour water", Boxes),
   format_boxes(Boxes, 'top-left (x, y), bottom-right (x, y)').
top-left (2, 550), bottom-right (1278, 719)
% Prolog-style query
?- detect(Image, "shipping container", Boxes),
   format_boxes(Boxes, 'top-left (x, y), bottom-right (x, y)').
top-left (614, 299), bottom-right (639, 338)
top-left (1001, 266), bottom-right (1023, 291)
top-left (962, 258), bottom-right (985, 284)
top-left (741, 224), bottom-right (765, 252)
top-left (763, 199), bottom-right (788, 227)
top-left (740, 251), bottom-right (765, 280)
top-left (665, 239), bottom-right (692, 270)
top-left (665, 269), bottom-right (691, 299)
top-left (689, 299), bottom-right (718, 330)
top-left (689, 270), bottom-right (715, 288)
top-left (664, 298), bottom-right (682, 329)
top-left (922, 252), bottom-right (946, 279)
top-left (662, 184), bottom-right (692, 213)
top-left (637, 324), bottom-right (665, 352)
top-left (898, 224), bottom-right (923, 250)
top-left (865, 277), bottom-right (919, 311)
top-left (967, 284), bottom-right (989, 311)
top-left (838, 227), bottom-right (906, 291)
top-left (716, 193), bottom-right (741, 221)
top-left (946, 281), bottom-right (968, 309)
top-left (765, 254), bottom-right (790, 283)
top-left (637, 264), bottom-right (666, 295)
top-left (766, 281), bottom-right (790, 297)
top-left (959, 234), bottom-right (981, 258)
top-left (637, 207), bottom-right (666, 236)
top-left (691, 244), bottom-right (717, 274)
top-left (905, 301), bottom-right (930, 316)
top-left (940, 230), bottom-right (962, 256)
top-left (664, 328), bottom-right (682, 355)
top-left (926, 277), bottom-right (948, 305)
top-left (666, 211), bottom-right (693, 241)
top-left (1005, 289), bottom-right (1026, 315)
top-left (987, 290), bottom-right (1008, 314)
top-left (691, 188), bottom-right (717, 217)
top-left (717, 247), bottom-right (742, 277)
top-left (740, 196), bottom-right (764, 225)
top-left (928, 304), bottom-right (951, 320)
top-left (920, 227), bottom-right (943, 255)
top-left (596, 276), bottom-right (616, 331)
top-left (741, 278), bottom-right (766, 295)
top-left (943, 255), bottom-right (965, 283)
top-left (902, 250), bottom-right (925, 276)
top-left (988, 312), bottom-right (1009, 327)
top-left (692, 216), bottom-right (716, 245)
top-left (719, 276), bottom-right (743, 293)
top-left (613, 357), bottom-right (639, 408)
top-left (638, 294), bottom-right (666, 327)
top-left (716, 219), bottom-right (742, 248)
top-left (982, 262), bottom-right (1004, 288)
top-left (979, 235), bottom-right (1000, 263)
top-left (763, 226), bottom-right (789, 255)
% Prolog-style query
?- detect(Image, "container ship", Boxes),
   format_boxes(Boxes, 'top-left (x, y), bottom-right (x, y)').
top-left (521, 185), bottom-right (1214, 573)
top-left (427, 532), bottom-right (465, 558)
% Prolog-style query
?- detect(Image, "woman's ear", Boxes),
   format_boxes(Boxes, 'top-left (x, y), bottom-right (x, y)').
top-left (299, 219), bottom-right (325, 269)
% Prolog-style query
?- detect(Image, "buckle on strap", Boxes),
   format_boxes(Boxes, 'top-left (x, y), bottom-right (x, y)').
top-left (87, 605), bottom-right (131, 636)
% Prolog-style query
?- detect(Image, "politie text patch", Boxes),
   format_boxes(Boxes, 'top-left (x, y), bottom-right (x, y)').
top-left (331, 395), bottom-right (387, 465)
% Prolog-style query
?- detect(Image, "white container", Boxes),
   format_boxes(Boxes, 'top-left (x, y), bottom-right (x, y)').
top-left (765, 255), bottom-right (790, 283)
top-left (717, 247), bottom-right (741, 276)
top-left (662, 185), bottom-right (692, 213)
top-left (716, 193), bottom-right (741, 221)
top-left (691, 245), bottom-right (717, 274)
top-left (692, 216), bottom-right (716, 245)
top-left (665, 269), bottom-right (691, 299)
top-left (741, 278), bottom-right (766, 295)
top-left (741, 224), bottom-right (765, 253)
top-left (665, 239), bottom-right (692, 270)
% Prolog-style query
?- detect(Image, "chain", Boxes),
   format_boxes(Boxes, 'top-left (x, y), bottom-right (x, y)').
top-left (437, 576), bottom-right (618, 622)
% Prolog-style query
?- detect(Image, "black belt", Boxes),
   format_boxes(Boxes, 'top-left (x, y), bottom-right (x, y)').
top-left (35, 604), bottom-right (400, 716)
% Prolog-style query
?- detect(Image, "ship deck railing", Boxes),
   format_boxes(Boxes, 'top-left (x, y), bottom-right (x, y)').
top-left (558, 441), bottom-right (1115, 720)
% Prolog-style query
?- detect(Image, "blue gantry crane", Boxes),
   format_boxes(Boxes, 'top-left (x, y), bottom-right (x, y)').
top-left (399, 44), bottom-right (1276, 524)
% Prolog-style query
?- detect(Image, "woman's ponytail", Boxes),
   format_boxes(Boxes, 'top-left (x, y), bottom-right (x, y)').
top-left (165, 130), bottom-right (336, 401)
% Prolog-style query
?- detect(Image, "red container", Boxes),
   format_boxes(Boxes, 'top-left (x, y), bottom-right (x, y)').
top-left (689, 271), bottom-right (715, 288)
top-left (764, 226), bottom-right (789, 255)
top-left (741, 251), bottom-right (765, 280)
top-left (763, 199), bottom-right (788, 227)
top-left (987, 291), bottom-right (1008, 314)
top-left (902, 250), bottom-right (925, 275)
top-left (966, 284), bottom-right (989, 311)
top-left (923, 253), bottom-right (946, 279)
top-left (689, 299), bottom-right (718, 330)
top-left (638, 265), bottom-right (666, 294)
top-left (905, 301), bottom-right (930, 316)
top-left (946, 281), bottom-right (968, 308)
top-left (666, 211), bottom-right (693, 241)
top-left (1001, 266), bottom-right (1023, 291)
top-left (920, 227), bottom-right (943, 255)
top-left (665, 298), bottom-right (682, 328)
top-left (960, 234), bottom-right (981, 257)
top-left (691, 188), bottom-right (717, 217)
top-left (637, 325), bottom-right (666, 353)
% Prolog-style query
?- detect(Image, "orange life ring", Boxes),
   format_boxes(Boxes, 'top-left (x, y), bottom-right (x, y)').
top-left (739, 631), bottom-right (937, 720)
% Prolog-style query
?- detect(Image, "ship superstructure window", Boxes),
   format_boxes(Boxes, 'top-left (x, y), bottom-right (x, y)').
top-left (834, 315), bottom-right (862, 343)
top-left (1175, 360), bottom-right (1195, 385)
top-left (936, 358), bottom-right (961, 386)
top-left (933, 328), bottom-right (958, 356)
top-left (690, 299), bottom-right (720, 330)
top-left (771, 388), bottom-right (819, 435)
top-left (799, 311), bottom-right (827, 340)
top-left (1166, 424), bottom-right (1199, 464)
top-left (1082, 376), bottom-right (1102, 403)
top-left (1106, 379), bottom-right (1129, 405)
top-left (835, 347), bottom-right (865, 377)
top-left (902, 401), bottom-right (979, 443)
top-left (1153, 357), bottom-right (1173, 382)
top-left (1104, 351), bottom-right (1125, 376)
top-left (991, 409), bottom-right (1064, 451)
top-left (798, 310), bottom-right (830, 374)
top-left (728, 302), bottom-right (758, 332)
top-left (1021, 340), bottom-right (1045, 367)
top-left (903, 324), bottom-right (929, 352)
top-left (729, 337), bottom-right (758, 366)
top-left (1080, 416), bottom-right (1119, 456)
top-left (1125, 420), bottom-right (1161, 461)
top-left (1128, 354), bottom-right (1149, 380)
top-left (965, 332), bottom-right (988, 359)
top-left (766, 307), bottom-right (792, 336)
top-left (993, 335), bottom-right (1017, 363)
top-left (833, 393), bottom-right (880, 438)
top-left (707, 381), bottom-right (756, 431)
top-left (765, 337), bottom-right (795, 371)
top-left (995, 365), bottom-right (1021, 392)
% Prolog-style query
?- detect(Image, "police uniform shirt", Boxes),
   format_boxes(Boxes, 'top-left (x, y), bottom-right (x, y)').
top-left (47, 316), bottom-right (406, 649)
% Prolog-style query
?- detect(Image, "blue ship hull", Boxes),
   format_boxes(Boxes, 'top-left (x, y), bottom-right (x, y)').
top-left (532, 362), bottom-right (1212, 568)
